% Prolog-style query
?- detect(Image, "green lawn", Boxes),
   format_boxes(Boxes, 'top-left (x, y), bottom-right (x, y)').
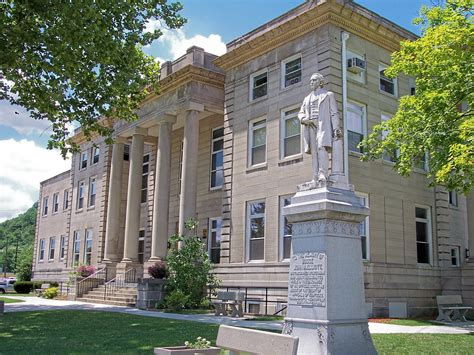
top-left (385, 319), bottom-right (435, 326)
top-left (0, 297), bottom-right (25, 304)
top-left (0, 311), bottom-right (473, 354)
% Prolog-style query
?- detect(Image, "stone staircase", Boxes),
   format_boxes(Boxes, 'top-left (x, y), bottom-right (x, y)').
top-left (77, 283), bottom-right (138, 307)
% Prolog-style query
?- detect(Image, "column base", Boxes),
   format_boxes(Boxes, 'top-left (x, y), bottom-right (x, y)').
top-left (116, 260), bottom-right (143, 281)
top-left (283, 318), bottom-right (377, 355)
top-left (99, 260), bottom-right (118, 281)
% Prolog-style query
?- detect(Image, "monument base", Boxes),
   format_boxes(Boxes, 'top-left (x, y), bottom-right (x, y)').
top-left (283, 186), bottom-right (377, 355)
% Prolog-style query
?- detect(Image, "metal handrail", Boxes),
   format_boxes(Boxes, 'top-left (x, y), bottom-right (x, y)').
top-left (76, 267), bottom-right (107, 298)
top-left (104, 268), bottom-right (137, 299)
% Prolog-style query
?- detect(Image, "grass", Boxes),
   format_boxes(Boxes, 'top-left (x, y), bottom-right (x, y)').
top-left (1, 311), bottom-right (473, 354)
top-left (0, 297), bottom-right (24, 304)
top-left (245, 315), bottom-right (284, 321)
top-left (163, 308), bottom-right (214, 315)
top-left (386, 319), bottom-right (435, 326)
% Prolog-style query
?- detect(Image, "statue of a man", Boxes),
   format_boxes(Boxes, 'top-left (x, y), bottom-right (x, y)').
top-left (298, 73), bottom-right (343, 184)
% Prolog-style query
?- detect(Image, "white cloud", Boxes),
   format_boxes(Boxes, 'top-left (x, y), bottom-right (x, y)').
top-left (0, 100), bottom-right (52, 136)
top-left (0, 139), bottom-right (70, 222)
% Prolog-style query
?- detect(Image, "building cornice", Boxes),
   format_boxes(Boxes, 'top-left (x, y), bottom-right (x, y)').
top-left (214, 0), bottom-right (415, 71)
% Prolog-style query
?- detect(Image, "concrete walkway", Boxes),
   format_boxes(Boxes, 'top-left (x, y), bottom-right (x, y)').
top-left (2, 295), bottom-right (473, 334)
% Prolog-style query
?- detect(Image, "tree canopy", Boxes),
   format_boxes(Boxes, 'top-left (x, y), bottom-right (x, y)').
top-left (361, 0), bottom-right (473, 194)
top-left (0, 0), bottom-right (185, 157)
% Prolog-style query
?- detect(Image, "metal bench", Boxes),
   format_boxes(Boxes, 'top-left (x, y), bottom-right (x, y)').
top-left (35, 283), bottom-right (51, 297)
top-left (216, 325), bottom-right (298, 355)
top-left (212, 291), bottom-right (244, 317)
top-left (436, 295), bottom-right (472, 322)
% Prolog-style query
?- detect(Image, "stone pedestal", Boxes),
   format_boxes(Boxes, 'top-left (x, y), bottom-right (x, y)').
top-left (136, 278), bottom-right (166, 310)
top-left (116, 261), bottom-right (143, 282)
top-left (283, 185), bottom-right (377, 355)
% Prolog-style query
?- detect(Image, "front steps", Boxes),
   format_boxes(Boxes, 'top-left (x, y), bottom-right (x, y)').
top-left (77, 284), bottom-right (138, 307)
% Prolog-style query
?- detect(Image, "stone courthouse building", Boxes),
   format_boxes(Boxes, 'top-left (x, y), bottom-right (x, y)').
top-left (32, 0), bottom-right (474, 317)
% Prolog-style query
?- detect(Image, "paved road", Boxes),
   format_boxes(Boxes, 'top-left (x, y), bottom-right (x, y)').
top-left (2, 295), bottom-right (473, 334)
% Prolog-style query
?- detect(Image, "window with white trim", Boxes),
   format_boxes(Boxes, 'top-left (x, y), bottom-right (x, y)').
top-left (280, 196), bottom-right (292, 260)
top-left (281, 107), bottom-right (301, 159)
top-left (49, 237), bottom-right (56, 261)
top-left (80, 151), bottom-right (88, 170)
top-left (451, 247), bottom-right (460, 266)
top-left (247, 200), bottom-right (265, 261)
top-left (92, 146), bottom-right (100, 165)
top-left (209, 218), bottom-right (222, 264)
top-left (63, 190), bottom-right (69, 210)
top-left (415, 206), bottom-right (432, 264)
top-left (138, 230), bottom-right (145, 263)
top-left (449, 191), bottom-right (458, 207)
top-left (52, 193), bottom-right (59, 213)
top-left (141, 154), bottom-right (150, 203)
top-left (60, 235), bottom-right (66, 260)
top-left (381, 113), bottom-right (399, 162)
top-left (250, 69), bottom-right (267, 101)
top-left (38, 239), bottom-right (45, 261)
top-left (42, 196), bottom-right (49, 216)
top-left (73, 231), bottom-right (81, 265)
top-left (415, 151), bottom-right (428, 171)
top-left (379, 64), bottom-right (397, 96)
top-left (248, 118), bottom-right (266, 166)
top-left (77, 181), bottom-right (85, 210)
top-left (346, 50), bottom-right (366, 83)
top-left (88, 177), bottom-right (96, 207)
top-left (356, 192), bottom-right (370, 261)
top-left (210, 127), bottom-right (224, 189)
top-left (84, 229), bottom-right (93, 265)
top-left (347, 101), bottom-right (366, 153)
top-left (281, 55), bottom-right (301, 88)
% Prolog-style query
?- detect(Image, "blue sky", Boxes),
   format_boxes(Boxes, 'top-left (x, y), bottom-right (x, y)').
top-left (0, 0), bottom-right (433, 221)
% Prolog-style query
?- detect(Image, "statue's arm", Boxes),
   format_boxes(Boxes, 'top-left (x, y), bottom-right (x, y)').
top-left (328, 92), bottom-right (343, 139)
top-left (298, 97), bottom-right (310, 125)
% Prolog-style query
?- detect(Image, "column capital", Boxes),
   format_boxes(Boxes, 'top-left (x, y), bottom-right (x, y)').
top-left (182, 101), bottom-right (204, 113)
top-left (131, 126), bottom-right (147, 136)
top-left (115, 136), bottom-right (128, 144)
top-left (158, 114), bottom-right (177, 125)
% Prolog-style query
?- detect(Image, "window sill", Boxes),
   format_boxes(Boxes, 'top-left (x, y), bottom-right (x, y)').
top-left (246, 163), bottom-right (268, 173)
top-left (249, 95), bottom-right (268, 105)
top-left (87, 206), bottom-right (95, 211)
top-left (280, 81), bottom-right (302, 93)
top-left (347, 77), bottom-right (367, 87)
top-left (278, 154), bottom-right (303, 166)
top-left (246, 260), bottom-right (266, 264)
top-left (48, 259), bottom-right (55, 262)
top-left (413, 167), bottom-right (428, 175)
top-left (42, 215), bottom-right (48, 218)
top-left (416, 263), bottom-right (434, 268)
top-left (381, 159), bottom-right (396, 167)
top-left (378, 89), bottom-right (398, 99)
top-left (348, 151), bottom-right (363, 158)
top-left (76, 209), bottom-right (84, 214)
top-left (209, 186), bottom-right (223, 192)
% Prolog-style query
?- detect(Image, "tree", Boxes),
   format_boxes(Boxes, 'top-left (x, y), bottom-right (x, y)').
top-left (361, 0), bottom-right (473, 193)
top-left (0, 1), bottom-right (185, 156)
top-left (15, 244), bottom-right (33, 281)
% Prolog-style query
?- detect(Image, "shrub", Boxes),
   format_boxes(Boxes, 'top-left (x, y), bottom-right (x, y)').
top-left (166, 218), bottom-right (220, 308)
top-left (148, 261), bottom-right (168, 279)
top-left (185, 337), bottom-right (211, 350)
top-left (76, 265), bottom-right (96, 277)
top-left (164, 289), bottom-right (189, 312)
top-left (43, 287), bottom-right (58, 299)
top-left (13, 281), bottom-right (33, 294)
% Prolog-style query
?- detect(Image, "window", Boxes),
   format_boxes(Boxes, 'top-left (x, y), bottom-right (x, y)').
top-left (49, 237), bottom-right (56, 260)
top-left (356, 192), bottom-right (370, 260)
top-left (280, 196), bottom-right (292, 260)
top-left (381, 113), bottom-right (398, 162)
top-left (250, 69), bottom-right (267, 100)
top-left (92, 146), bottom-right (100, 164)
top-left (379, 64), bottom-right (397, 95)
top-left (347, 102), bottom-right (365, 153)
top-left (77, 181), bottom-right (85, 210)
top-left (38, 239), bottom-right (45, 261)
top-left (449, 191), bottom-right (458, 207)
top-left (88, 178), bottom-right (96, 207)
top-left (451, 247), bottom-right (460, 266)
top-left (282, 55), bottom-right (301, 88)
top-left (73, 231), bottom-right (81, 265)
top-left (42, 196), bottom-right (49, 216)
top-left (415, 152), bottom-right (428, 171)
top-left (408, 77), bottom-right (416, 95)
top-left (84, 229), bottom-right (93, 265)
top-left (63, 190), bottom-right (69, 210)
top-left (178, 140), bottom-right (184, 195)
top-left (249, 118), bottom-right (266, 166)
top-left (141, 154), bottom-right (150, 203)
top-left (60, 235), bottom-right (66, 260)
top-left (138, 230), bottom-right (145, 263)
top-left (281, 107), bottom-right (301, 159)
top-left (209, 218), bottom-right (222, 264)
top-left (346, 51), bottom-right (366, 83)
top-left (124, 144), bottom-right (130, 161)
top-left (415, 206), bottom-right (432, 264)
top-left (247, 200), bottom-right (265, 261)
top-left (210, 127), bottom-right (224, 189)
top-left (80, 151), bottom-right (88, 170)
top-left (52, 193), bottom-right (59, 213)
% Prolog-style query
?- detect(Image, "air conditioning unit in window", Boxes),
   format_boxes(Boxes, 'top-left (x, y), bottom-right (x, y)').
top-left (347, 57), bottom-right (366, 74)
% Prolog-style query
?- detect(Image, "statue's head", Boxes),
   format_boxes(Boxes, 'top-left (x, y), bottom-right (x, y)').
top-left (310, 73), bottom-right (325, 90)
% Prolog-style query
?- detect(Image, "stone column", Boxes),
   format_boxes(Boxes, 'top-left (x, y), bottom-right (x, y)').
top-left (149, 115), bottom-right (176, 262)
top-left (282, 185), bottom-right (377, 355)
top-left (178, 104), bottom-right (203, 235)
top-left (103, 138), bottom-right (126, 264)
top-left (121, 127), bottom-right (147, 263)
